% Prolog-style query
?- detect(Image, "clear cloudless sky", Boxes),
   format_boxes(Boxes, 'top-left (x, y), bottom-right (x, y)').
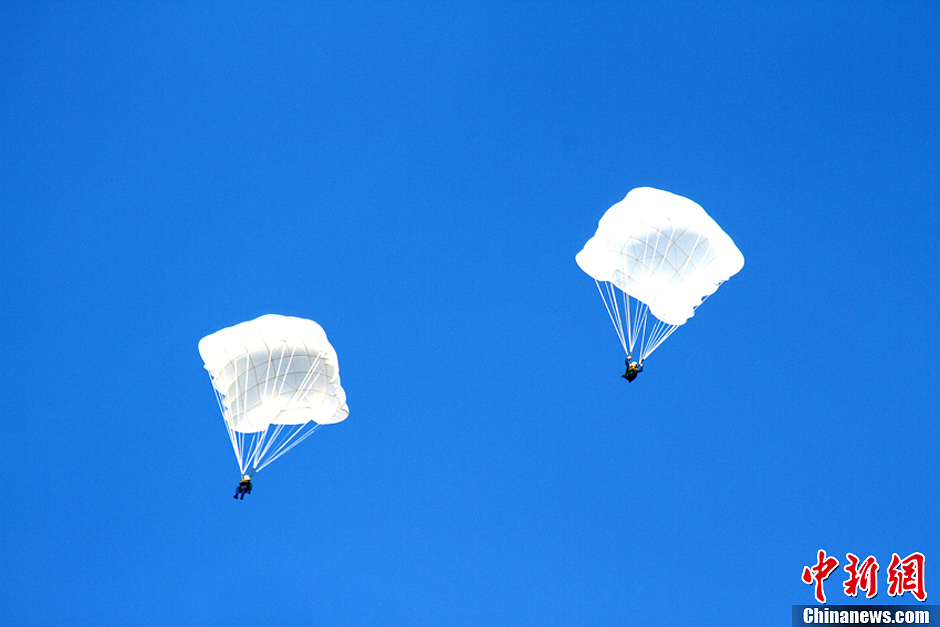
top-left (2, 2), bottom-right (938, 625)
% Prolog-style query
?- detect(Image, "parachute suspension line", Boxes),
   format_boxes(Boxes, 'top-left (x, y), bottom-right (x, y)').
top-left (608, 280), bottom-right (628, 353)
top-left (593, 279), bottom-right (682, 366)
top-left (233, 350), bottom-right (259, 476)
top-left (247, 343), bottom-right (297, 473)
top-left (595, 280), bottom-right (628, 354)
top-left (639, 223), bottom-right (674, 350)
top-left (254, 358), bottom-right (327, 473)
top-left (623, 288), bottom-right (642, 357)
top-left (621, 286), bottom-right (632, 352)
top-left (211, 373), bottom-right (245, 474)
top-left (254, 423), bottom-right (322, 473)
top-left (219, 353), bottom-right (254, 476)
top-left (640, 319), bottom-right (679, 362)
top-left (252, 345), bottom-right (301, 473)
top-left (212, 342), bottom-right (330, 477)
top-left (237, 352), bottom-right (260, 476)
top-left (631, 297), bottom-right (648, 358)
top-left (242, 434), bottom-right (264, 478)
top-left (595, 280), bottom-right (676, 362)
top-left (253, 422), bottom-right (289, 471)
top-left (628, 225), bottom-right (684, 363)
top-left (607, 281), bottom-right (628, 354)
top-left (639, 317), bottom-right (659, 360)
top-left (249, 351), bottom-right (326, 474)
top-left (636, 224), bottom-right (704, 362)
top-left (252, 352), bottom-right (335, 470)
top-left (241, 343), bottom-right (275, 475)
top-left (637, 303), bottom-right (650, 361)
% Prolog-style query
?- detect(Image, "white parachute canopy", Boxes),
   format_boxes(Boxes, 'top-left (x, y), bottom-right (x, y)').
top-left (576, 187), bottom-right (744, 363)
top-left (198, 314), bottom-right (349, 477)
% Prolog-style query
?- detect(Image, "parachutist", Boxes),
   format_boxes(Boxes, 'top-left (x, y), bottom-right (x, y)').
top-left (622, 359), bottom-right (643, 382)
top-left (234, 477), bottom-right (252, 500)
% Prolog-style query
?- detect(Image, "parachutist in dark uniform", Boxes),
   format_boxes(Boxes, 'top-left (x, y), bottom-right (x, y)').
top-left (622, 359), bottom-right (643, 382)
top-left (234, 477), bottom-right (252, 499)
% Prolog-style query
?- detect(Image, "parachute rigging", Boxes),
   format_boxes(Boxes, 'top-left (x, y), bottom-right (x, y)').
top-left (576, 187), bottom-right (744, 370)
top-left (198, 314), bottom-right (348, 479)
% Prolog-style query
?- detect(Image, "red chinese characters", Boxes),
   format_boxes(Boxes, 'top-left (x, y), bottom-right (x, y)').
top-left (803, 550), bottom-right (840, 604)
top-left (843, 554), bottom-right (879, 599)
top-left (887, 552), bottom-right (926, 602)
top-left (804, 550), bottom-right (928, 603)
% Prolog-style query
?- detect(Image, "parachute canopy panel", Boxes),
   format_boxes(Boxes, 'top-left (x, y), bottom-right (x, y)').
top-left (198, 314), bottom-right (349, 434)
top-left (575, 187), bottom-right (744, 326)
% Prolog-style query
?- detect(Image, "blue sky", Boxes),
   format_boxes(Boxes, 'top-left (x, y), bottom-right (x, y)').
top-left (2, 2), bottom-right (938, 625)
